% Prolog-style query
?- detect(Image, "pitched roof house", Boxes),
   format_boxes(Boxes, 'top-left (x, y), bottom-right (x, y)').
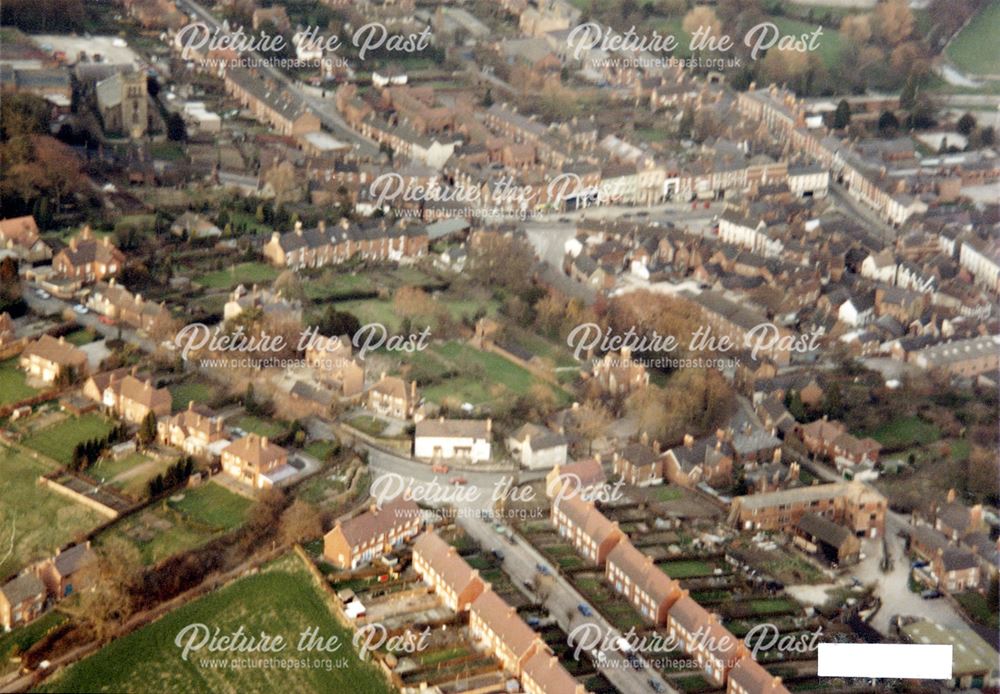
top-left (367, 373), bottom-right (418, 419)
top-left (412, 530), bottom-right (484, 611)
top-left (0, 572), bottom-right (46, 630)
top-left (37, 541), bottom-right (97, 598)
top-left (52, 226), bottom-right (125, 283)
top-left (605, 540), bottom-right (681, 625)
top-left (414, 418), bottom-right (492, 463)
top-left (157, 401), bottom-right (228, 458)
top-left (507, 423), bottom-right (569, 470)
top-left (667, 595), bottom-right (746, 686)
top-left (551, 494), bottom-right (623, 565)
top-left (727, 656), bottom-right (789, 694)
top-left (521, 650), bottom-right (585, 694)
top-left (469, 587), bottom-right (547, 676)
top-left (220, 433), bottom-right (291, 490)
top-left (323, 497), bottom-right (423, 569)
top-left (100, 373), bottom-right (171, 424)
top-left (545, 459), bottom-right (606, 500)
top-left (612, 442), bottom-right (662, 487)
top-left (20, 334), bottom-right (88, 384)
top-left (0, 215), bottom-right (51, 262)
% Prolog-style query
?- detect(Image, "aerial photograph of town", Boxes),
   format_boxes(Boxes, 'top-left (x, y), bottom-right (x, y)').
top-left (0, 0), bottom-right (997, 692)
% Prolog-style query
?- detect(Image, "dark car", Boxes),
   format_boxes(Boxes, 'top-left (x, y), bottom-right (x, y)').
top-left (921, 589), bottom-right (943, 599)
top-left (577, 603), bottom-right (593, 617)
top-left (649, 679), bottom-right (666, 693)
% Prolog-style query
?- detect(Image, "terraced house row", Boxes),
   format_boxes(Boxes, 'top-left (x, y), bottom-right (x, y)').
top-left (262, 219), bottom-right (429, 269)
top-left (548, 495), bottom-right (790, 692)
top-left (411, 530), bottom-right (584, 694)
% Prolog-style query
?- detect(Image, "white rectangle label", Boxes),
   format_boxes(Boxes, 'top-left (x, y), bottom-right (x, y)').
top-left (818, 643), bottom-right (952, 679)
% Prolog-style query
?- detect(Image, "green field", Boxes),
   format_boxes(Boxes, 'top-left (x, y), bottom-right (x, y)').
top-left (420, 341), bottom-right (570, 408)
top-left (863, 416), bottom-right (941, 451)
top-left (304, 272), bottom-right (376, 301)
top-left (947, 0), bottom-right (1000, 76)
top-left (0, 445), bottom-right (103, 578)
top-left (92, 453), bottom-right (174, 499)
top-left (169, 381), bottom-right (219, 412)
top-left (0, 611), bottom-right (65, 676)
top-left (37, 554), bottom-right (394, 694)
top-left (0, 358), bottom-right (37, 406)
top-left (233, 414), bottom-right (288, 439)
top-left (63, 328), bottom-right (99, 346)
top-left (102, 482), bottom-right (251, 565)
top-left (21, 413), bottom-right (117, 465)
top-left (658, 559), bottom-right (717, 579)
top-left (196, 262), bottom-right (279, 290)
top-left (168, 482), bottom-right (252, 530)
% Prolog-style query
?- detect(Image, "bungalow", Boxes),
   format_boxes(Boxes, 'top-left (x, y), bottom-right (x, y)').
top-left (507, 423), bottom-right (568, 470)
top-left (157, 401), bottom-right (228, 458)
top-left (323, 497), bottom-right (422, 570)
top-left (101, 374), bottom-right (171, 425)
top-left (36, 542), bottom-right (97, 598)
top-left (521, 650), bottom-right (586, 694)
top-left (412, 531), bottom-right (484, 611)
top-left (220, 433), bottom-right (291, 490)
top-left (667, 595), bottom-right (745, 687)
top-left (0, 215), bottom-right (51, 262)
top-left (612, 442), bottom-right (661, 487)
top-left (414, 418), bottom-right (492, 463)
top-left (469, 588), bottom-right (547, 676)
top-left (52, 226), bottom-right (125, 283)
top-left (0, 572), bottom-right (46, 631)
top-left (367, 374), bottom-right (418, 419)
top-left (727, 656), bottom-right (790, 694)
top-left (551, 495), bottom-right (623, 565)
top-left (545, 459), bottom-right (606, 500)
top-left (606, 540), bottom-right (681, 626)
top-left (20, 335), bottom-right (87, 384)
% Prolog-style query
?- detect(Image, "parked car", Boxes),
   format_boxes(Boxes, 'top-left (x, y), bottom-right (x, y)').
top-left (34, 288), bottom-right (50, 299)
top-left (911, 560), bottom-right (929, 569)
top-left (431, 463), bottom-right (449, 473)
top-left (577, 603), bottom-right (593, 617)
top-left (99, 315), bottom-right (116, 326)
top-left (491, 549), bottom-right (504, 561)
top-left (921, 589), bottom-right (943, 600)
top-left (72, 304), bottom-right (89, 314)
top-left (449, 476), bottom-right (467, 485)
top-left (536, 563), bottom-right (549, 576)
top-left (649, 678), bottom-right (666, 693)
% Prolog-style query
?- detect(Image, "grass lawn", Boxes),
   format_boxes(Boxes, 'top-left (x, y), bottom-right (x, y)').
top-left (196, 262), bottom-right (279, 290)
top-left (233, 414), bottom-right (288, 439)
top-left (63, 328), bottom-right (99, 346)
top-left (657, 559), bottom-right (717, 579)
top-left (22, 413), bottom-right (116, 465)
top-left (646, 485), bottom-right (684, 503)
top-left (304, 272), bottom-right (375, 301)
top-left (168, 482), bottom-right (252, 530)
top-left (346, 415), bottom-right (388, 437)
top-left (0, 611), bottom-right (65, 676)
top-left (0, 358), bottom-right (37, 406)
top-left (0, 445), bottom-right (103, 578)
top-left (303, 440), bottom-right (337, 461)
top-left (947, 0), bottom-right (1000, 76)
top-left (91, 452), bottom-right (151, 482)
top-left (333, 298), bottom-right (401, 330)
top-left (102, 482), bottom-right (252, 564)
top-left (169, 381), bottom-right (218, 412)
top-left (37, 554), bottom-right (394, 694)
top-left (771, 16), bottom-right (843, 67)
top-left (863, 416), bottom-right (941, 451)
top-left (954, 591), bottom-right (999, 630)
top-left (743, 598), bottom-right (800, 616)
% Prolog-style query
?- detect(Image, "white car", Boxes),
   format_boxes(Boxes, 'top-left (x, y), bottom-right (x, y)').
top-left (35, 288), bottom-right (50, 299)
top-left (72, 304), bottom-right (89, 314)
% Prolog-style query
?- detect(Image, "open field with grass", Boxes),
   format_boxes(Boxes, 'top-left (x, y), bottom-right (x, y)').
top-left (233, 414), bottom-right (288, 439)
top-left (100, 482), bottom-right (251, 565)
top-left (0, 358), bottom-right (37, 406)
top-left (947, 0), bottom-right (1000, 76)
top-left (63, 328), bottom-right (99, 346)
top-left (0, 445), bottom-right (103, 578)
top-left (37, 554), bottom-right (394, 694)
top-left (0, 611), bottom-right (65, 676)
top-left (657, 559), bottom-right (719, 579)
top-left (862, 416), bottom-right (941, 451)
top-left (195, 262), bottom-right (279, 290)
top-left (169, 482), bottom-right (252, 530)
top-left (21, 413), bottom-right (116, 465)
top-left (169, 381), bottom-right (221, 412)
